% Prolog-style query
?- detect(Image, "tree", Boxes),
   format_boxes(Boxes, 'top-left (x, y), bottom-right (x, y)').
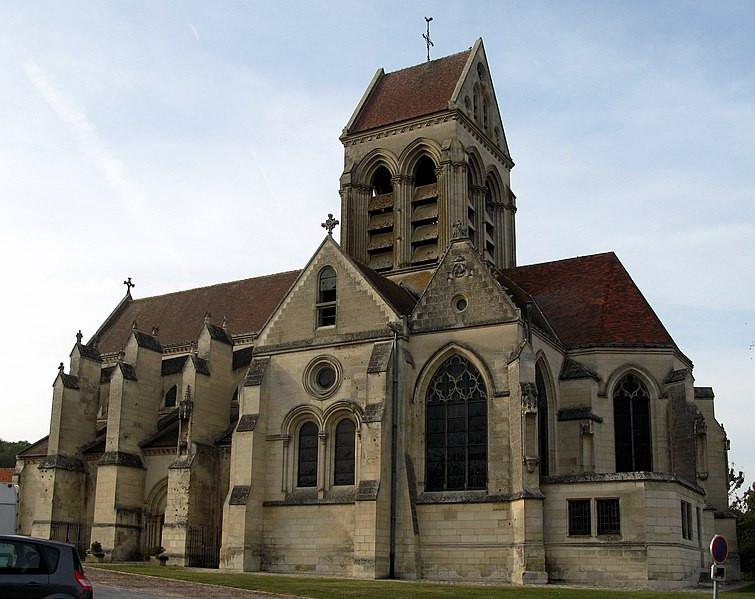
top-left (730, 465), bottom-right (755, 575)
top-left (0, 438), bottom-right (31, 468)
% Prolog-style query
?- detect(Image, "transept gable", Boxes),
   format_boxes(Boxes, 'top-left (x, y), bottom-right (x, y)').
top-left (410, 237), bottom-right (519, 333)
top-left (255, 236), bottom-right (415, 349)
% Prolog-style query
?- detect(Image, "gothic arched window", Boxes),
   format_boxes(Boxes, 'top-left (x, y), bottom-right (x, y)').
top-left (297, 421), bottom-right (319, 487)
top-left (333, 419), bottom-right (356, 486)
top-left (316, 267), bottom-right (337, 327)
top-left (425, 354), bottom-right (487, 491)
top-left (164, 385), bottom-right (177, 408)
top-left (613, 374), bottom-right (652, 472)
top-left (535, 364), bottom-right (549, 477)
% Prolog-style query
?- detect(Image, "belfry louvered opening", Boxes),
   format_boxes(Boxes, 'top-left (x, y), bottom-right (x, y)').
top-left (411, 156), bottom-right (439, 265)
top-left (367, 165), bottom-right (394, 271)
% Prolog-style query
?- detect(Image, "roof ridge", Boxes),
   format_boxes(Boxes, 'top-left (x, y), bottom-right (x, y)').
top-left (127, 269), bottom-right (302, 303)
top-left (512, 251), bottom-right (616, 271)
top-left (383, 48), bottom-right (471, 77)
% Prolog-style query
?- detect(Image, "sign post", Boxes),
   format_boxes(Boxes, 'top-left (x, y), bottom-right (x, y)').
top-left (710, 535), bottom-right (728, 599)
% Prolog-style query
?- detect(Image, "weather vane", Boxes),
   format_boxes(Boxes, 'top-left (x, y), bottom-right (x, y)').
top-left (423, 17), bottom-right (434, 62)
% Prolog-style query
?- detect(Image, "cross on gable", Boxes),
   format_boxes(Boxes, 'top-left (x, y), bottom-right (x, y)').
top-left (321, 213), bottom-right (339, 236)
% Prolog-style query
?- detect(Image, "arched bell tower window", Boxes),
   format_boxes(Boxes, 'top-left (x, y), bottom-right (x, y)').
top-left (466, 171), bottom-right (477, 247)
top-left (411, 156), bottom-right (439, 266)
top-left (425, 354), bottom-right (488, 491)
top-left (483, 178), bottom-right (497, 263)
top-left (367, 166), bottom-right (394, 271)
top-left (535, 364), bottom-right (549, 477)
top-left (316, 267), bottom-right (337, 327)
top-left (613, 373), bottom-right (652, 472)
top-left (297, 421), bottom-right (319, 487)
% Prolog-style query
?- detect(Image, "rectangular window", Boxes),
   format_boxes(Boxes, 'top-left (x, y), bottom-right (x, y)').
top-left (681, 501), bottom-right (693, 540)
top-left (568, 499), bottom-right (591, 536)
top-left (597, 498), bottom-right (621, 535)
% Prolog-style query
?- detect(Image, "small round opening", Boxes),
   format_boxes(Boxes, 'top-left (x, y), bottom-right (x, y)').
top-left (316, 365), bottom-right (336, 390)
top-left (455, 297), bottom-right (468, 312)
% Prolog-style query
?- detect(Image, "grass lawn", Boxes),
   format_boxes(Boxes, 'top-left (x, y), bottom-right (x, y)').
top-left (92, 564), bottom-right (755, 599)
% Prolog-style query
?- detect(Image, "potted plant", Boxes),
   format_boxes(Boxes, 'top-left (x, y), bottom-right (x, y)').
top-left (147, 546), bottom-right (164, 563)
top-left (89, 541), bottom-right (105, 563)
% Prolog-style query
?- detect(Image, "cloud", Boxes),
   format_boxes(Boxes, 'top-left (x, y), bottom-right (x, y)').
top-left (23, 61), bottom-right (189, 277)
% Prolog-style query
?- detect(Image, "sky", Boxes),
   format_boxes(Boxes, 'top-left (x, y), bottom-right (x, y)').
top-left (1, 2), bottom-right (753, 487)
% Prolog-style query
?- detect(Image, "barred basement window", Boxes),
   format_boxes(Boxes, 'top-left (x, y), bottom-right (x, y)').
top-left (333, 419), bottom-right (356, 486)
top-left (316, 267), bottom-right (337, 327)
top-left (597, 498), bottom-right (621, 535)
top-left (568, 499), bottom-right (591, 536)
top-left (425, 354), bottom-right (487, 491)
top-left (613, 374), bottom-right (652, 472)
top-left (681, 500), bottom-right (693, 540)
top-left (297, 422), bottom-right (318, 488)
top-left (164, 385), bottom-right (177, 408)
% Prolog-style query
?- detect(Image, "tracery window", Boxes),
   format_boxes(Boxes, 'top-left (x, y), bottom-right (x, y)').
top-left (316, 267), bottom-right (337, 327)
top-left (425, 354), bottom-right (487, 491)
top-left (613, 373), bottom-right (652, 472)
top-left (297, 422), bottom-right (318, 487)
top-left (333, 419), bottom-right (356, 486)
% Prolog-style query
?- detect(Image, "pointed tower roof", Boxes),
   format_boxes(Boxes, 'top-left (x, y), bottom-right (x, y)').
top-left (347, 48), bottom-right (471, 134)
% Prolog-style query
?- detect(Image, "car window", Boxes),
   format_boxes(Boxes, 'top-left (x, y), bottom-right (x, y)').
top-left (0, 541), bottom-right (49, 575)
top-left (40, 544), bottom-right (60, 573)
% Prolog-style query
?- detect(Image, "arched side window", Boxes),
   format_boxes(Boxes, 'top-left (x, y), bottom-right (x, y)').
top-left (535, 364), bottom-right (549, 477)
top-left (410, 156), bottom-right (439, 265)
top-left (333, 419), bottom-right (356, 486)
top-left (473, 87), bottom-right (479, 121)
top-left (164, 385), bottom-right (177, 408)
top-left (367, 166), bottom-right (394, 271)
top-left (483, 97), bottom-right (489, 130)
top-left (466, 171), bottom-right (477, 247)
top-left (297, 421), bottom-right (319, 487)
top-left (316, 267), bottom-right (337, 327)
top-left (613, 374), bottom-right (652, 472)
top-left (425, 354), bottom-right (488, 491)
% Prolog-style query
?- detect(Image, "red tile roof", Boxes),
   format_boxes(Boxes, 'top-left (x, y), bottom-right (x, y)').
top-left (95, 271), bottom-right (300, 353)
top-left (349, 50), bottom-right (471, 134)
top-left (504, 252), bottom-right (675, 349)
top-left (0, 468), bottom-right (14, 483)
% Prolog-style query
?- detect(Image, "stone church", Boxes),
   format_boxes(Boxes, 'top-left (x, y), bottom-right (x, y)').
top-left (16, 39), bottom-right (738, 586)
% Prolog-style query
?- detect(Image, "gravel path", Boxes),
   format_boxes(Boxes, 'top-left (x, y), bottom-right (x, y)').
top-left (87, 568), bottom-right (300, 599)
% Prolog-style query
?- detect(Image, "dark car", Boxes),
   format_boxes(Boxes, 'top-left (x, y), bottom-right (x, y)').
top-left (0, 535), bottom-right (93, 598)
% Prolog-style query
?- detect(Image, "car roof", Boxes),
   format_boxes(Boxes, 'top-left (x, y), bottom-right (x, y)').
top-left (0, 535), bottom-right (75, 550)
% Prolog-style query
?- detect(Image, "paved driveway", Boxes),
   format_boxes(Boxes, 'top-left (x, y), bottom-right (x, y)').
top-left (88, 568), bottom-right (294, 599)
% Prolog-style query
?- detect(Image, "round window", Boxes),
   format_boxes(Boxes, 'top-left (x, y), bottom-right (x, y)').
top-left (454, 296), bottom-right (468, 312)
top-left (316, 364), bottom-right (336, 390)
top-left (304, 356), bottom-right (342, 399)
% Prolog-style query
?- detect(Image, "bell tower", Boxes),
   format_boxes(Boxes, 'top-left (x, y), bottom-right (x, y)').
top-left (339, 38), bottom-right (517, 288)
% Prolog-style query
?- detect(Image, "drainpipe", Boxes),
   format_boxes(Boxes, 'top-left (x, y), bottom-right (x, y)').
top-left (387, 319), bottom-right (403, 578)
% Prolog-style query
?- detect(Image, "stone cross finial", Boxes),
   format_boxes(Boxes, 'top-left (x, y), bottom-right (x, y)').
top-left (76, 330), bottom-right (83, 344)
top-left (321, 213), bottom-right (339, 236)
top-left (151, 326), bottom-right (159, 338)
top-left (222, 315), bottom-right (228, 330)
top-left (123, 277), bottom-right (135, 294)
top-left (132, 320), bottom-right (138, 331)
top-left (58, 362), bottom-right (65, 373)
